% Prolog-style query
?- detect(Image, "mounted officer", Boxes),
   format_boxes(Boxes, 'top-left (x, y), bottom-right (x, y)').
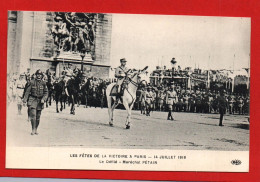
top-left (115, 58), bottom-right (129, 99)
top-left (23, 69), bottom-right (48, 135)
top-left (63, 63), bottom-right (74, 86)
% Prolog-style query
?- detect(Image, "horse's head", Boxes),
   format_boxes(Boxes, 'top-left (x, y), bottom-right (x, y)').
top-left (135, 66), bottom-right (149, 82)
top-left (126, 66), bottom-right (148, 88)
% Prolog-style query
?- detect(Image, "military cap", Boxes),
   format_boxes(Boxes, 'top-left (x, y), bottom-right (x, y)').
top-left (120, 58), bottom-right (127, 62)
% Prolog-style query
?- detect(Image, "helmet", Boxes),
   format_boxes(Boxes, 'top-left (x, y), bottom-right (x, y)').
top-left (35, 69), bottom-right (43, 75)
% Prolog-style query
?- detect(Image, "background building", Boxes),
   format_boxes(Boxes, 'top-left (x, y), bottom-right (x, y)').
top-left (7, 11), bottom-right (112, 78)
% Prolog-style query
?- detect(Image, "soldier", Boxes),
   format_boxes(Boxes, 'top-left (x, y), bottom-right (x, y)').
top-left (139, 86), bottom-right (147, 115)
top-left (16, 73), bottom-right (26, 115)
top-left (238, 96), bottom-right (244, 115)
top-left (217, 90), bottom-right (227, 126)
top-left (166, 85), bottom-right (178, 120)
top-left (23, 70), bottom-right (48, 135)
top-left (64, 63), bottom-right (74, 86)
top-left (145, 86), bottom-right (155, 116)
top-left (183, 93), bottom-right (189, 112)
top-left (115, 58), bottom-right (129, 99)
top-left (92, 77), bottom-right (99, 89)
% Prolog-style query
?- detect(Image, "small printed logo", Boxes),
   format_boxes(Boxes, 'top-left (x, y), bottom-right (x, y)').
top-left (231, 159), bottom-right (242, 165)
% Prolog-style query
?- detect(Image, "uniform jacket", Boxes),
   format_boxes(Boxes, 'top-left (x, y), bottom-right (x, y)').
top-left (115, 66), bottom-right (129, 79)
top-left (217, 95), bottom-right (227, 109)
top-left (166, 90), bottom-right (178, 104)
top-left (23, 79), bottom-right (48, 110)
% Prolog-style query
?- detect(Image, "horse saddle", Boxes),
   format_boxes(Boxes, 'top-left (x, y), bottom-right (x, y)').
top-left (110, 85), bottom-right (119, 96)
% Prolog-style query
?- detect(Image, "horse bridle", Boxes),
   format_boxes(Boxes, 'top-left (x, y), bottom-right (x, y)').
top-left (127, 72), bottom-right (139, 87)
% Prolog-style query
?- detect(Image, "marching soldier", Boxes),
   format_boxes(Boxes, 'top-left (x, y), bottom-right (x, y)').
top-left (23, 69), bottom-right (48, 135)
top-left (166, 84), bottom-right (178, 120)
top-left (145, 86), bottom-right (155, 116)
top-left (217, 90), bottom-right (227, 126)
top-left (115, 58), bottom-right (129, 98)
top-left (139, 86), bottom-right (147, 115)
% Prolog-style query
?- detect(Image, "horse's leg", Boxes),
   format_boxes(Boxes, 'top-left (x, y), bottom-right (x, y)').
top-left (56, 97), bottom-right (59, 113)
top-left (64, 95), bottom-right (66, 109)
top-left (60, 96), bottom-right (63, 111)
top-left (45, 95), bottom-right (49, 108)
top-left (123, 100), bottom-right (133, 129)
top-left (111, 99), bottom-right (118, 123)
top-left (101, 96), bottom-right (104, 109)
top-left (70, 95), bottom-right (75, 115)
top-left (85, 94), bottom-right (88, 108)
top-left (49, 93), bottom-right (52, 106)
top-left (107, 96), bottom-right (113, 126)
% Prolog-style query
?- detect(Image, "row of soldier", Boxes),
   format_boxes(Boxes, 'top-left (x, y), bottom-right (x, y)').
top-left (135, 85), bottom-right (250, 116)
top-left (8, 69), bottom-right (250, 117)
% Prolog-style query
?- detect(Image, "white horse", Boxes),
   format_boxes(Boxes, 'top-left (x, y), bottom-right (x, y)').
top-left (106, 66), bottom-right (148, 129)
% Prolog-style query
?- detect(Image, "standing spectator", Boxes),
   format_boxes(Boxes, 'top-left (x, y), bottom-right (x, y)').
top-left (16, 73), bottom-right (26, 115)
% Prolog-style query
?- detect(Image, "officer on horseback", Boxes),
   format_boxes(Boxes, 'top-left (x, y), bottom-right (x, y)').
top-left (115, 58), bottom-right (129, 98)
top-left (64, 63), bottom-right (74, 85)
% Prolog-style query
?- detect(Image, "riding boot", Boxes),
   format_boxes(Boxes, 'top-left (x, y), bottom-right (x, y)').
top-left (31, 118), bottom-right (36, 135)
top-left (169, 111), bottom-right (174, 120)
top-left (167, 111), bottom-right (171, 120)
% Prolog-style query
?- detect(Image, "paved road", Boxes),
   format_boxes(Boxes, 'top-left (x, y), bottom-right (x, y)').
top-left (6, 102), bottom-right (249, 150)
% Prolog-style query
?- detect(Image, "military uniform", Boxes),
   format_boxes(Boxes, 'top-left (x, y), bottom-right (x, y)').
top-left (145, 90), bottom-right (154, 105)
top-left (166, 90), bottom-right (177, 106)
top-left (115, 66), bottom-right (128, 83)
top-left (64, 66), bottom-right (74, 83)
top-left (217, 93), bottom-right (227, 126)
top-left (166, 88), bottom-right (177, 120)
top-left (115, 60), bottom-right (129, 96)
top-left (23, 78), bottom-right (48, 135)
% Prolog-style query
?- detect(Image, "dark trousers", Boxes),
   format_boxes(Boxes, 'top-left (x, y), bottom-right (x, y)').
top-left (29, 107), bottom-right (42, 131)
top-left (219, 107), bottom-right (225, 126)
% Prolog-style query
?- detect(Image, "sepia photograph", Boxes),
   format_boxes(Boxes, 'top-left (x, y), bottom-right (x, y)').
top-left (6, 11), bottom-right (250, 171)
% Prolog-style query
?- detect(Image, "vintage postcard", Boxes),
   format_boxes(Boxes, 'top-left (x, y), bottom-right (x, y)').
top-left (6, 11), bottom-right (250, 172)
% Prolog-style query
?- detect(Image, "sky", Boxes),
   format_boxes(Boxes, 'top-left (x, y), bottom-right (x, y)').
top-left (110, 14), bottom-right (251, 73)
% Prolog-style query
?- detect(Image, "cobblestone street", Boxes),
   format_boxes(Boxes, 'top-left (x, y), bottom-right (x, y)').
top-left (7, 102), bottom-right (249, 150)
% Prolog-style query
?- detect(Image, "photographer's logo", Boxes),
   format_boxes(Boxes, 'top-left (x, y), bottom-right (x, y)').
top-left (231, 159), bottom-right (242, 165)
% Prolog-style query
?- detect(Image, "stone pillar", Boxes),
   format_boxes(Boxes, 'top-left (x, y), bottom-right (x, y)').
top-left (19, 11), bottom-right (34, 74)
top-left (94, 14), bottom-right (112, 66)
top-left (32, 11), bottom-right (54, 59)
top-left (7, 11), bottom-right (18, 75)
top-left (8, 11), bottom-right (34, 75)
